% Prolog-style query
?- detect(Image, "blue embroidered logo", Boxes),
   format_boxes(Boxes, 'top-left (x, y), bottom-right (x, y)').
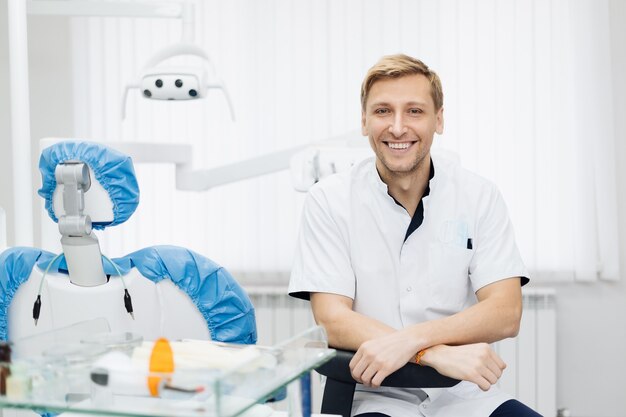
top-left (439, 220), bottom-right (470, 247)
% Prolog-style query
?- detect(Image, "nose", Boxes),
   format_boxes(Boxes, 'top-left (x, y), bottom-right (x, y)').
top-left (388, 114), bottom-right (407, 137)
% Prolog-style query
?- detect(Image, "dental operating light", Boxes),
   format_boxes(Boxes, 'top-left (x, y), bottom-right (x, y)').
top-left (121, 43), bottom-right (235, 120)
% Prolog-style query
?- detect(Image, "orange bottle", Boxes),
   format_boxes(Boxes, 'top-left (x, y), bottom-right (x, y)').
top-left (147, 338), bottom-right (174, 397)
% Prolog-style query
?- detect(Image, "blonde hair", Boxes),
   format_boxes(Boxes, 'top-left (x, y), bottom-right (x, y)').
top-left (360, 54), bottom-right (443, 111)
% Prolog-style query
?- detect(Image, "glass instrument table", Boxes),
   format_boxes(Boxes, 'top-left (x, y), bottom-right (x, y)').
top-left (0, 324), bottom-right (335, 417)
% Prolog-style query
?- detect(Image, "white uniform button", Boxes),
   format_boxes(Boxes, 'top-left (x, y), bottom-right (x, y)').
top-left (406, 286), bottom-right (412, 292)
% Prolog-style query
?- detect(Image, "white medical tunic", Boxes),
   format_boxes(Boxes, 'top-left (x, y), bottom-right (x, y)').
top-left (289, 155), bottom-right (530, 417)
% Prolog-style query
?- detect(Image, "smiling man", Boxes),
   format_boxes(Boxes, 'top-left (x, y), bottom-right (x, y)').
top-left (289, 54), bottom-right (539, 417)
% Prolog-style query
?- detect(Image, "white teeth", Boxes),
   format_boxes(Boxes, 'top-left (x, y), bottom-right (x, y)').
top-left (388, 142), bottom-right (410, 149)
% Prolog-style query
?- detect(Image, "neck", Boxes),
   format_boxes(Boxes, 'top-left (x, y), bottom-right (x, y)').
top-left (378, 157), bottom-right (431, 217)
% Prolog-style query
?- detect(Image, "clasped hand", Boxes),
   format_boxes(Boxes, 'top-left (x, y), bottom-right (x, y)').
top-left (349, 332), bottom-right (506, 391)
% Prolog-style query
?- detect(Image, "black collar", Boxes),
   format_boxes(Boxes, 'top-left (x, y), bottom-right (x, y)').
top-left (401, 158), bottom-right (435, 242)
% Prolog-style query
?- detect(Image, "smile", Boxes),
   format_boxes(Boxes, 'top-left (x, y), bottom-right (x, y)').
top-left (386, 142), bottom-right (413, 150)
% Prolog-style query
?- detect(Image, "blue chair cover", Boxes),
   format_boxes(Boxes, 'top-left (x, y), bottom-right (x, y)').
top-left (0, 246), bottom-right (256, 344)
top-left (38, 141), bottom-right (140, 230)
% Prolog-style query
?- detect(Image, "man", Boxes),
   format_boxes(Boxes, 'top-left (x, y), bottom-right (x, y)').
top-left (289, 54), bottom-right (540, 417)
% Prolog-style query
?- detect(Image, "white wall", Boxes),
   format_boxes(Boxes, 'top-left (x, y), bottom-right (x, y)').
top-left (547, 1), bottom-right (626, 415)
top-left (0, 1), bottom-right (74, 247)
top-left (1, 1), bottom-right (626, 416)
top-left (65, 1), bottom-right (619, 283)
top-left (0, 0), bottom-right (13, 245)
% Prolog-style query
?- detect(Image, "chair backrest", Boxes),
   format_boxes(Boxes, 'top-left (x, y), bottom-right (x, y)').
top-left (2, 246), bottom-right (256, 352)
top-left (8, 267), bottom-right (211, 348)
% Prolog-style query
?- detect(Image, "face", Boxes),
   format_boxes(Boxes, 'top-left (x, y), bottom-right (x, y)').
top-left (362, 74), bottom-right (443, 180)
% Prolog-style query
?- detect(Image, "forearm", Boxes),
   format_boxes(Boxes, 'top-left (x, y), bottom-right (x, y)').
top-left (310, 293), bottom-right (395, 350)
top-left (312, 278), bottom-right (522, 352)
top-left (408, 281), bottom-right (522, 350)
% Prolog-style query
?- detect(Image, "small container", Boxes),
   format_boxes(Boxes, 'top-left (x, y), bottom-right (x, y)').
top-left (81, 332), bottom-right (143, 355)
top-left (42, 343), bottom-right (109, 397)
top-left (5, 362), bottom-right (31, 400)
top-left (43, 343), bottom-right (108, 364)
top-left (0, 342), bottom-right (11, 395)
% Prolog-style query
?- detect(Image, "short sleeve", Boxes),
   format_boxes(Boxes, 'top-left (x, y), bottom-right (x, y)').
top-left (469, 186), bottom-right (530, 292)
top-left (288, 188), bottom-right (355, 301)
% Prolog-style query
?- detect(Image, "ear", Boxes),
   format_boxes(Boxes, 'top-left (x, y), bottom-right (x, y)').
top-left (435, 107), bottom-right (444, 135)
top-left (361, 112), bottom-right (368, 136)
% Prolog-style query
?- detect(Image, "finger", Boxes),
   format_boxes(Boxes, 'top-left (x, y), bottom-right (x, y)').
top-left (489, 350), bottom-right (507, 370)
top-left (484, 357), bottom-right (504, 380)
top-left (349, 350), bottom-right (362, 370)
top-left (350, 350), bottom-right (367, 375)
top-left (370, 369), bottom-right (389, 388)
top-left (474, 375), bottom-right (492, 391)
top-left (481, 366), bottom-right (499, 385)
top-left (360, 365), bottom-right (378, 387)
top-left (350, 361), bottom-right (366, 383)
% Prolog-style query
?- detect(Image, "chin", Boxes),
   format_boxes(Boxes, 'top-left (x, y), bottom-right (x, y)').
top-left (382, 163), bottom-right (419, 176)
top-left (389, 156), bottom-right (419, 169)
top-left (391, 167), bottom-right (419, 176)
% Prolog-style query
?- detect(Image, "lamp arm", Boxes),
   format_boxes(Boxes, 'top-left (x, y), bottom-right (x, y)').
top-left (175, 145), bottom-right (307, 191)
top-left (102, 131), bottom-right (367, 192)
top-left (142, 42), bottom-right (214, 71)
top-left (206, 82), bottom-right (236, 121)
top-left (121, 83), bottom-right (139, 120)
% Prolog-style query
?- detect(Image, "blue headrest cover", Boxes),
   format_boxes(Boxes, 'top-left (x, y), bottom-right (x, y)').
top-left (38, 141), bottom-right (140, 229)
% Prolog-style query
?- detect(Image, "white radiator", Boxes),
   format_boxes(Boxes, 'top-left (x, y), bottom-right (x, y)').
top-left (246, 285), bottom-right (557, 417)
top-left (246, 285), bottom-right (317, 346)
top-left (494, 288), bottom-right (557, 417)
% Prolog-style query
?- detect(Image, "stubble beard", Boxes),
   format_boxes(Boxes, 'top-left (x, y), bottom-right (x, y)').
top-left (372, 135), bottom-right (428, 180)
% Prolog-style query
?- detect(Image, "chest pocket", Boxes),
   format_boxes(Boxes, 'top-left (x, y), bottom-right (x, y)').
top-left (428, 242), bottom-right (474, 315)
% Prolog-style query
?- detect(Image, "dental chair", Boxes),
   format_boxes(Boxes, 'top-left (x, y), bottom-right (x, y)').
top-left (0, 141), bottom-right (256, 350)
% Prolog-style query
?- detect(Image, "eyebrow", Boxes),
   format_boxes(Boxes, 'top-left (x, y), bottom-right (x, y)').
top-left (369, 101), bottom-right (429, 108)
top-left (406, 101), bottom-right (428, 107)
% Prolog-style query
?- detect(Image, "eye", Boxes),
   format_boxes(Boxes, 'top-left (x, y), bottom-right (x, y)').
top-left (374, 108), bottom-right (390, 115)
top-left (408, 108), bottom-right (423, 115)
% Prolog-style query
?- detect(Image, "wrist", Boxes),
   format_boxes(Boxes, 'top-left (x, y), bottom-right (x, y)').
top-left (414, 349), bottom-right (428, 365)
top-left (418, 344), bottom-right (444, 368)
top-left (405, 322), bottom-right (431, 353)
